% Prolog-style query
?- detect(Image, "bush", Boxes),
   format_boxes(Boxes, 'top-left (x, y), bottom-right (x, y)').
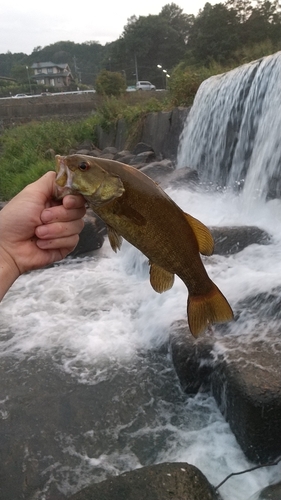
top-left (95, 70), bottom-right (126, 97)
top-left (168, 64), bottom-right (214, 107)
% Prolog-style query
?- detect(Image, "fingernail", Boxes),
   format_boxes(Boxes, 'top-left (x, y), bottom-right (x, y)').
top-left (41, 210), bottom-right (53, 223)
top-left (36, 225), bottom-right (48, 237)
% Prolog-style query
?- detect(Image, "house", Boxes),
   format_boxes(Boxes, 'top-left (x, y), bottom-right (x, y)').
top-left (31, 62), bottom-right (74, 88)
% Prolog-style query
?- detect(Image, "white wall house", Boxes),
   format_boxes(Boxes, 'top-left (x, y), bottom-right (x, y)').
top-left (31, 62), bottom-right (74, 87)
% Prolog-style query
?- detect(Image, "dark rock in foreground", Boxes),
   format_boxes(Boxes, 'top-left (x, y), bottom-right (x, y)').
top-left (170, 321), bottom-right (281, 463)
top-left (251, 480), bottom-right (281, 499)
top-left (69, 462), bottom-right (221, 500)
top-left (210, 226), bottom-right (271, 255)
top-left (68, 214), bottom-right (106, 257)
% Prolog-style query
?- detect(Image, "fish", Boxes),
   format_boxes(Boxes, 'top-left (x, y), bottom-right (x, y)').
top-left (55, 154), bottom-right (233, 337)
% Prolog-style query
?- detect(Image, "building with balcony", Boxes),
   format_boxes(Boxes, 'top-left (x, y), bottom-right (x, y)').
top-left (31, 62), bottom-right (74, 88)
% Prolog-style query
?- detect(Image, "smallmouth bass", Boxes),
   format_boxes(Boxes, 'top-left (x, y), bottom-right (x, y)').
top-left (55, 154), bottom-right (233, 337)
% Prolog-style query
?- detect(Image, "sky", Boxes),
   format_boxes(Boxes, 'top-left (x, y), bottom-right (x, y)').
top-left (0, 0), bottom-right (218, 55)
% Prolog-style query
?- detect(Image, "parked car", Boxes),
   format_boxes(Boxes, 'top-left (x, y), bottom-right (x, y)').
top-left (12, 94), bottom-right (29, 98)
top-left (136, 81), bottom-right (156, 91)
top-left (126, 86), bottom-right (136, 92)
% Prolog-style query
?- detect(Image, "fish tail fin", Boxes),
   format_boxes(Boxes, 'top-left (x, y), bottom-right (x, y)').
top-left (187, 283), bottom-right (233, 337)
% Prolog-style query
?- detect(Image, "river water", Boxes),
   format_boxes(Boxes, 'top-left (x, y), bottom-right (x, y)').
top-left (1, 53), bottom-right (281, 499)
top-left (1, 185), bottom-right (281, 499)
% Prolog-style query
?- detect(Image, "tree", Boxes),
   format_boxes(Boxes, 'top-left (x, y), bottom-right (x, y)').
top-left (187, 3), bottom-right (240, 64)
top-left (159, 3), bottom-right (194, 42)
top-left (95, 69), bottom-right (126, 96)
top-left (118, 8), bottom-right (189, 87)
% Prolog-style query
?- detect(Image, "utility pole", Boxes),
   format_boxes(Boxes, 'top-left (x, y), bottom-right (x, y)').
top-left (134, 53), bottom-right (139, 84)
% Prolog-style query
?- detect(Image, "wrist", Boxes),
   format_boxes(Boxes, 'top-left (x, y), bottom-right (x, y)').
top-left (0, 246), bottom-right (21, 301)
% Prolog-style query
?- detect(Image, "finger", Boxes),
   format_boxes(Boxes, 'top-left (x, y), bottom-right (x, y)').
top-left (26, 171), bottom-right (57, 200)
top-left (63, 194), bottom-right (86, 210)
top-left (35, 219), bottom-right (84, 240)
top-left (36, 234), bottom-right (80, 251)
top-left (40, 204), bottom-right (86, 224)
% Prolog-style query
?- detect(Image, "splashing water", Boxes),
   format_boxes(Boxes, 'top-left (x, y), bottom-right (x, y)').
top-left (1, 185), bottom-right (281, 498)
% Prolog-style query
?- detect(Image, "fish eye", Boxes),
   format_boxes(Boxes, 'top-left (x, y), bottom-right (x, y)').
top-left (78, 162), bottom-right (90, 171)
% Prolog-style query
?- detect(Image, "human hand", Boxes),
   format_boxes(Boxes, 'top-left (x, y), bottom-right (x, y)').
top-left (0, 171), bottom-right (86, 300)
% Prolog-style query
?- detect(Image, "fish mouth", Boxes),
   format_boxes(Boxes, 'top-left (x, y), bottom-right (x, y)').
top-left (54, 155), bottom-right (74, 199)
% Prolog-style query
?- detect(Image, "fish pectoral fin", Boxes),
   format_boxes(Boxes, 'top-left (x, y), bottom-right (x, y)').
top-left (107, 226), bottom-right (123, 252)
top-left (90, 173), bottom-right (125, 206)
top-left (184, 213), bottom-right (214, 256)
top-left (149, 262), bottom-right (174, 293)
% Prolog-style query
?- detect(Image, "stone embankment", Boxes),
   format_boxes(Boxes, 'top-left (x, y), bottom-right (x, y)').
top-left (0, 91), bottom-right (167, 128)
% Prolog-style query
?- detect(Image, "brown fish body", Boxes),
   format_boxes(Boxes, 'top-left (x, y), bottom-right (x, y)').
top-left (55, 154), bottom-right (233, 336)
top-left (88, 159), bottom-right (211, 295)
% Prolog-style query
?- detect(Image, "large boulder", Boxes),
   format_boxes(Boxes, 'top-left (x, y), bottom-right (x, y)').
top-left (170, 321), bottom-right (281, 463)
top-left (249, 481), bottom-right (281, 499)
top-left (210, 226), bottom-right (271, 255)
top-left (69, 462), bottom-right (221, 500)
top-left (68, 213), bottom-right (106, 257)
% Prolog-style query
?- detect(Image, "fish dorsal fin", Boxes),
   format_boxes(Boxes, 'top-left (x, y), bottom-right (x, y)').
top-left (149, 262), bottom-right (174, 293)
top-left (107, 226), bottom-right (123, 253)
top-left (184, 213), bottom-right (214, 256)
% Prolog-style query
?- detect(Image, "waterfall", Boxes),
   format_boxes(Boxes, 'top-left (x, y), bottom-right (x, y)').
top-left (177, 51), bottom-right (281, 202)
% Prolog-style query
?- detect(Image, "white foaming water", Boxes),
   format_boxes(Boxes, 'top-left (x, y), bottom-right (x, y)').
top-left (1, 185), bottom-right (281, 499)
top-left (177, 51), bottom-right (281, 204)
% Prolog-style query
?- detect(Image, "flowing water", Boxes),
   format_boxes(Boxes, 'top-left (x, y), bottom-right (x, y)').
top-left (1, 53), bottom-right (281, 499)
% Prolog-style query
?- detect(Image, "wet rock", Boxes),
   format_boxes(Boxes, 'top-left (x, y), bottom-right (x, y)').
top-left (133, 142), bottom-right (154, 155)
top-left (117, 154), bottom-right (135, 164)
top-left (139, 159), bottom-right (175, 182)
top-left (69, 462), bottom-right (221, 500)
top-left (114, 150), bottom-right (132, 160)
top-left (170, 321), bottom-right (281, 463)
top-left (210, 226), bottom-right (271, 255)
top-left (100, 152), bottom-right (115, 160)
top-left (76, 148), bottom-right (92, 155)
top-left (102, 146), bottom-right (118, 156)
top-left (162, 166), bottom-right (199, 188)
top-left (68, 214), bottom-right (106, 257)
top-left (132, 150), bottom-right (157, 165)
top-left (249, 481), bottom-right (281, 499)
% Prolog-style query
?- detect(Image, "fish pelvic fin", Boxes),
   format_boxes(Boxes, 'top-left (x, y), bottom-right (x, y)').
top-left (107, 226), bottom-right (123, 252)
top-left (184, 213), bottom-right (214, 256)
top-left (149, 262), bottom-right (175, 293)
top-left (187, 284), bottom-right (234, 337)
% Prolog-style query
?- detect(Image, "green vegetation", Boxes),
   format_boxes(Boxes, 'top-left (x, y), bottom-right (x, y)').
top-left (95, 70), bottom-right (127, 97)
top-left (0, 96), bottom-right (165, 200)
top-left (0, 118), bottom-right (99, 199)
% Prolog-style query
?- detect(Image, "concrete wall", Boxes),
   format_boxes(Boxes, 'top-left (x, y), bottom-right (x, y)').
top-left (97, 107), bottom-right (190, 160)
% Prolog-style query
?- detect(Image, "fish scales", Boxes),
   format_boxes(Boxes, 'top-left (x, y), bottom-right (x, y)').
top-left (55, 154), bottom-right (234, 337)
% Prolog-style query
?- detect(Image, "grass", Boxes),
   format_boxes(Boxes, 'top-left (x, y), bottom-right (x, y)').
top-left (0, 96), bottom-right (167, 200)
top-left (0, 117), bottom-right (100, 199)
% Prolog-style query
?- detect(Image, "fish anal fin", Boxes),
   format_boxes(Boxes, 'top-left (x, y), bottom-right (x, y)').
top-left (149, 262), bottom-right (174, 293)
top-left (187, 283), bottom-right (234, 337)
top-left (107, 226), bottom-right (123, 252)
top-left (185, 213), bottom-right (214, 256)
